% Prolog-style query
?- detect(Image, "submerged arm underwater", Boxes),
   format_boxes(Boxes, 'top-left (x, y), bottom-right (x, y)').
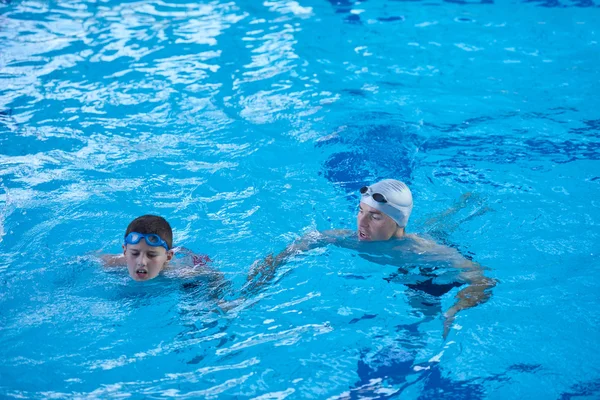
top-left (399, 235), bottom-right (496, 339)
top-left (443, 257), bottom-right (496, 338)
top-left (418, 192), bottom-right (497, 337)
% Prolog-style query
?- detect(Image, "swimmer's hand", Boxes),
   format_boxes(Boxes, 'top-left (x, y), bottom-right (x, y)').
top-left (245, 254), bottom-right (278, 290)
top-left (443, 310), bottom-right (455, 340)
top-left (442, 277), bottom-right (495, 339)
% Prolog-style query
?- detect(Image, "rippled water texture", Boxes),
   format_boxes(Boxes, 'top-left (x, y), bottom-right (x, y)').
top-left (1, 0), bottom-right (599, 398)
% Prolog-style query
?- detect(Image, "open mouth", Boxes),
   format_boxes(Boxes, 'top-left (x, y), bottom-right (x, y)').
top-left (136, 269), bottom-right (148, 277)
top-left (358, 230), bottom-right (369, 240)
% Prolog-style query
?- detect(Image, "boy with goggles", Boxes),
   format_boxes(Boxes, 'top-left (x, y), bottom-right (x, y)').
top-left (103, 215), bottom-right (212, 282)
top-left (245, 179), bottom-right (495, 338)
top-left (116, 215), bottom-right (175, 281)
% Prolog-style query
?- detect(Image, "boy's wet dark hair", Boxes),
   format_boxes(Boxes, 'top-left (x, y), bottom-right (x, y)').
top-left (125, 215), bottom-right (173, 249)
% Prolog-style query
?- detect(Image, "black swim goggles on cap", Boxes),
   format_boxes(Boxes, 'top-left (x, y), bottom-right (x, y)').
top-left (360, 186), bottom-right (388, 203)
top-left (124, 232), bottom-right (169, 251)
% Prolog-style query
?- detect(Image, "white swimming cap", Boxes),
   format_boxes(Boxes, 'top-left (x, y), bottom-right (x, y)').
top-left (360, 179), bottom-right (413, 227)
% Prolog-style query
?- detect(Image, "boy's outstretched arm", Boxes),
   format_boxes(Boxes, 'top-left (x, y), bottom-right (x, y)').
top-left (443, 258), bottom-right (496, 338)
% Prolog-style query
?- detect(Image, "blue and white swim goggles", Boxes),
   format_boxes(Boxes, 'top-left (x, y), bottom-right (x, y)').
top-left (124, 232), bottom-right (170, 251)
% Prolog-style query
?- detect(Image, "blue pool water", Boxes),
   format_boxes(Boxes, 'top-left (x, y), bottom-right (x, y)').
top-left (1, 0), bottom-right (599, 398)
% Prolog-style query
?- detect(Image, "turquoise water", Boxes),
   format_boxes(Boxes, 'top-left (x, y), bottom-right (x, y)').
top-left (1, 0), bottom-right (599, 398)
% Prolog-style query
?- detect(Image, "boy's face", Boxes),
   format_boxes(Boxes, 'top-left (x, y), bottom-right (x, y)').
top-left (122, 241), bottom-right (173, 281)
top-left (357, 202), bottom-right (399, 241)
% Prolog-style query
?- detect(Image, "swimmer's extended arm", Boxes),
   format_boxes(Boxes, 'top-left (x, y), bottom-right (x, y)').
top-left (443, 259), bottom-right (496, 338)
top-left (100, 254), bottom-right (126, 267)
top-left (243, 230), bottom-right (351, 294)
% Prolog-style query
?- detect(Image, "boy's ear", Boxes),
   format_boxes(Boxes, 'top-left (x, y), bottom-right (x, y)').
top-left (166, 250), bottom-right (174, 262)
top-left (122, 244), bottom-right (127, 255)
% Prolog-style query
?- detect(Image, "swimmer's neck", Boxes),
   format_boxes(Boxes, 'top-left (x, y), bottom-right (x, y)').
top-left (392, 227), bottom-right (406, 239)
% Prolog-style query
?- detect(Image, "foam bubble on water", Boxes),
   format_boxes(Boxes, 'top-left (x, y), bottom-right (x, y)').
top-left (216, 323), bottom-right (332, 356)
top-left (253, 388), bottom-right (296, 399)
top-left (0, 184), bottom-right (13, 243)
top-left (265, 1), bottom-right (313, 17)
top-left (288, 2), bottom-right (313, 16)
top-left (375, 387), bottom-right (399, 396)
top-left (268, 292), bottom-right (321, 312)
top-left (551, 186), bottom-right (570, 195)
top-left (165, 358), bottom-right (260, 381)
top-left (337, 307), bottom-right (353, 316)
top-left (416, 21), bottom-right (438, 28)
top-left (429, 350), bottom-right (444, 363)
top-left (455, 43), bottom-right (483, 52)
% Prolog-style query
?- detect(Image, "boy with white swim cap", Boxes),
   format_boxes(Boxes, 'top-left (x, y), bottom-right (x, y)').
top-left (357, 179), bottom-right (413, 241)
